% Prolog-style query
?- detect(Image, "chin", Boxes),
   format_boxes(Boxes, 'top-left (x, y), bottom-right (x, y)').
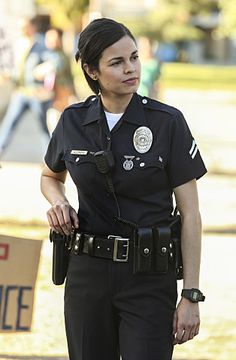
top-left (123, 86), bottom-right (139, 95)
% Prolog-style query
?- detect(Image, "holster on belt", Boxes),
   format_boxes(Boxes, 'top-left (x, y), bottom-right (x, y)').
top-left (50, 230), bottom-right (72, 285)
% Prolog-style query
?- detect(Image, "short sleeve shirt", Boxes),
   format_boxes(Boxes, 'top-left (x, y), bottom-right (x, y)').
top-left (45, 93), bottom-right (207, 237)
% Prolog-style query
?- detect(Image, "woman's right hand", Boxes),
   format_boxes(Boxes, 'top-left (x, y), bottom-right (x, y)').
top-left (47, 200), bottom-right (79, 235)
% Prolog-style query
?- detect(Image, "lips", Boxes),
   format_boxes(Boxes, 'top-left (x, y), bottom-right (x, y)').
top-left (123, 77), bottom-right (138, 85)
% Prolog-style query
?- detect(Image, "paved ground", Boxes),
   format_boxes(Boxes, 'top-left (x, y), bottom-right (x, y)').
top-left (0, 88), bottom-right (236, 359)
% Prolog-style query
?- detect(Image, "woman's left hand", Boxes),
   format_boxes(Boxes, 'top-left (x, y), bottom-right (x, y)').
top-left (172, 297), bottom-right (200, 345)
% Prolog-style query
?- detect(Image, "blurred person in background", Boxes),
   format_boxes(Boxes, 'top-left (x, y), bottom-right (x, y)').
top-left (34, 27), bottom-right (77, 134)
top-left (138, 36), bottom-right (161, 99)
top-left (0, 16), bottom-right (51, 160)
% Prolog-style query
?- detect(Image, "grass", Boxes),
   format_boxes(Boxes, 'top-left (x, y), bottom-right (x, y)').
top-left (0, 221), bottom-right (48, 240)
top-left (161, 62), bottom-right (236, 90)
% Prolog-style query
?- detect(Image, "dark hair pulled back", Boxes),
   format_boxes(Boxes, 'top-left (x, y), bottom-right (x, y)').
top-left (75, 18), bottom-right (136, 95)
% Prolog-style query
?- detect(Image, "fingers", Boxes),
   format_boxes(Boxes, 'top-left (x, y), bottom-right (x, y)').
top-left (179, 326), bottom-right (192, 344)
top-left (188, 323), bottom-right (200, 342)
top-left (174, 324), bottom-right (199, 345)
top-left (174, 324), bottom-right (185, 345)
top-left (173, 298), bottom-right (201, 345)
top-left (70, 208), bottom-right (79, 229)
top-left (47, 201), bottom-right (79, 235)
top-left (172, 310), bottom-right (178, 337)
top-left (47, 210), bottom-right (63, 234)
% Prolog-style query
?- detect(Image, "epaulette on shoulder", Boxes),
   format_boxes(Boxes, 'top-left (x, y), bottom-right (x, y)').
top-left (140, 96), bottom-right (181, 117)
top-left (64, 95), bottom-right (98, 111)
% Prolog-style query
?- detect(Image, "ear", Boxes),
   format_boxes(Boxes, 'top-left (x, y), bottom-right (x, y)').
top-left (83, 63), bottom-right (98, 81)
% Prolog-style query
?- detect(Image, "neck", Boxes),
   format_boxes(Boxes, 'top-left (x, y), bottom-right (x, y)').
top-left (101, 93), bottom-right (133, 113)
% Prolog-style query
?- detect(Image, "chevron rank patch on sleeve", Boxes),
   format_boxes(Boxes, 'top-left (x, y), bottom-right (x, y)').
top-left (189, 139), bottom-right (198, 159)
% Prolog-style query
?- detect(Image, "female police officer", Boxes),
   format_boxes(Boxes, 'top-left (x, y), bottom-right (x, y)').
top-left (41, 18), bottom-right (207, 360)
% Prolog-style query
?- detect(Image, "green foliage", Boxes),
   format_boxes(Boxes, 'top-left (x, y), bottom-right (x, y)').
top-left (218, 0), bottom-right (236, 38)
top-left (36, 0), bottom-right (89, 30)
top-left (120, 0), bottom-right (219, 42)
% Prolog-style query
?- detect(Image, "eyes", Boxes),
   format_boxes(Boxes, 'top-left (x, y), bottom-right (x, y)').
top-left (110, 54), bottom-right (139, 67)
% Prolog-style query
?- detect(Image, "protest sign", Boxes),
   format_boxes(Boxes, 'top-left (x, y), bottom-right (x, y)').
top-left (0, 234), bottom-right (42, 332)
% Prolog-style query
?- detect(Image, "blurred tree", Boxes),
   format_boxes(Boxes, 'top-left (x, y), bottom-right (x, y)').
top-left (120, 0), bottom-right (219, 42)
top-left (36, 0), bottom-right (89, 32)
top-left (218, 0), bottom-right (236, 38)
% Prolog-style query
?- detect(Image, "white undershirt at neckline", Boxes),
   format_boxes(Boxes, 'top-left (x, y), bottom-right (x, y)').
top-left (104, 111), bottom-right (123, 131)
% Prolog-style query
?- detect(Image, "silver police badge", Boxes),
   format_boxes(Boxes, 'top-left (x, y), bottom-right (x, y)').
top-left (133, 126), bottom-right (153, 153)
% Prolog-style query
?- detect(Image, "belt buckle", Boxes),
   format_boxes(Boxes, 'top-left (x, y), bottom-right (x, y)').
top-left (108, 235), bottom-right (129, 262)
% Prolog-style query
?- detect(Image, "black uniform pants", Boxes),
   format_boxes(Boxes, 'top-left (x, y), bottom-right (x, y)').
top-left (64, 252), bottom-right (177, 360)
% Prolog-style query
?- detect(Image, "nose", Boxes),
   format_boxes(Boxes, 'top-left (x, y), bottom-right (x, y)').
top-left (124, 61), bottom-right (135, 74)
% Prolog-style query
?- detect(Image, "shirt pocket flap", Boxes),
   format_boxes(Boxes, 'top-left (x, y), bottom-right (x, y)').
top-left (134, 155), bottom-right (165, 170)
top-left (63, 151), bottom-right (94, 165)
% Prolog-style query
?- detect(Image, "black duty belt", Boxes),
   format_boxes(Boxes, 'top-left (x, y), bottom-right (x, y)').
top-left (68, 217), bottom-right (183, 277)
top-left (70, 223), bottom-right (183, 278)
top-left (72, 232), bottom-right (130, 262)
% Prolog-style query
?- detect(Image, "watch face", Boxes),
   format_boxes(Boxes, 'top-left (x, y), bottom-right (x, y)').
top-left (182, 288), bottom-right (205, 302)
top-left (192, 290), bottom-right (200, 301)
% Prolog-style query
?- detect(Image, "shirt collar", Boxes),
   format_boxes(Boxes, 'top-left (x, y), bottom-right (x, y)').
top-left (82, 93), bottom-right (148, 127)
top-left (122, 93), bottom-right (148, 126)
top-left (82, 96), bottom-right (102, 125)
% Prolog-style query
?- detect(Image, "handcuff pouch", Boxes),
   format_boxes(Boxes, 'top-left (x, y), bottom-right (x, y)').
top-left (152, 226), bottom-right (170, 274)
top-left (133, 227), bottom-right (153, 274)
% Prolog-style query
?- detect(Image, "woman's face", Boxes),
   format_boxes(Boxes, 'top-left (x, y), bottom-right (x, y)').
top-left (93, 35), bottom-right (141, 97)
top-left (45, 30), bottom-right (61, 50)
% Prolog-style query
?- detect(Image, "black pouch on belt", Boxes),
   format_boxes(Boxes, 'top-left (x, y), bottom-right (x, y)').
top-left (152, 226), bottom-right (170, 274)
top-left (49, 230), bottom-right (71, 285)
top-left (170, 215), bottom-right (183, 280)
top-left (133, 227), bottom-right (153, 274)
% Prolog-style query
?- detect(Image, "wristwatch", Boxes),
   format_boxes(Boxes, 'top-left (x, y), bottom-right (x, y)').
top-left (181, 288), bottom-right (205, 303)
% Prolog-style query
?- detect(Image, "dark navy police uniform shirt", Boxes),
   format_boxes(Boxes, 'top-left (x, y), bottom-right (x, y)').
top-left (45, 93), bottom-right (207, 237)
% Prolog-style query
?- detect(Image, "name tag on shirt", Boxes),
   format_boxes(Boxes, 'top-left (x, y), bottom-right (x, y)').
top-left (70, 150), bottom-right (88, 155)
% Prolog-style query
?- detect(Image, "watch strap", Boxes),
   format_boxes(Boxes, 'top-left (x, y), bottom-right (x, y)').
top-left (181, 288), bottom-right (205, 302)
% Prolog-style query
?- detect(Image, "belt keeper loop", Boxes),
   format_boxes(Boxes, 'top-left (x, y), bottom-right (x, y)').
top-left (87, 235), bottom-right (95, 256)
top-left (73, 233), bottom-right (82, 255)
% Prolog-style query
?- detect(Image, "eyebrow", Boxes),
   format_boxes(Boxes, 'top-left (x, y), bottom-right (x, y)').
top-left (108, 50), bottom-right (138, 63)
